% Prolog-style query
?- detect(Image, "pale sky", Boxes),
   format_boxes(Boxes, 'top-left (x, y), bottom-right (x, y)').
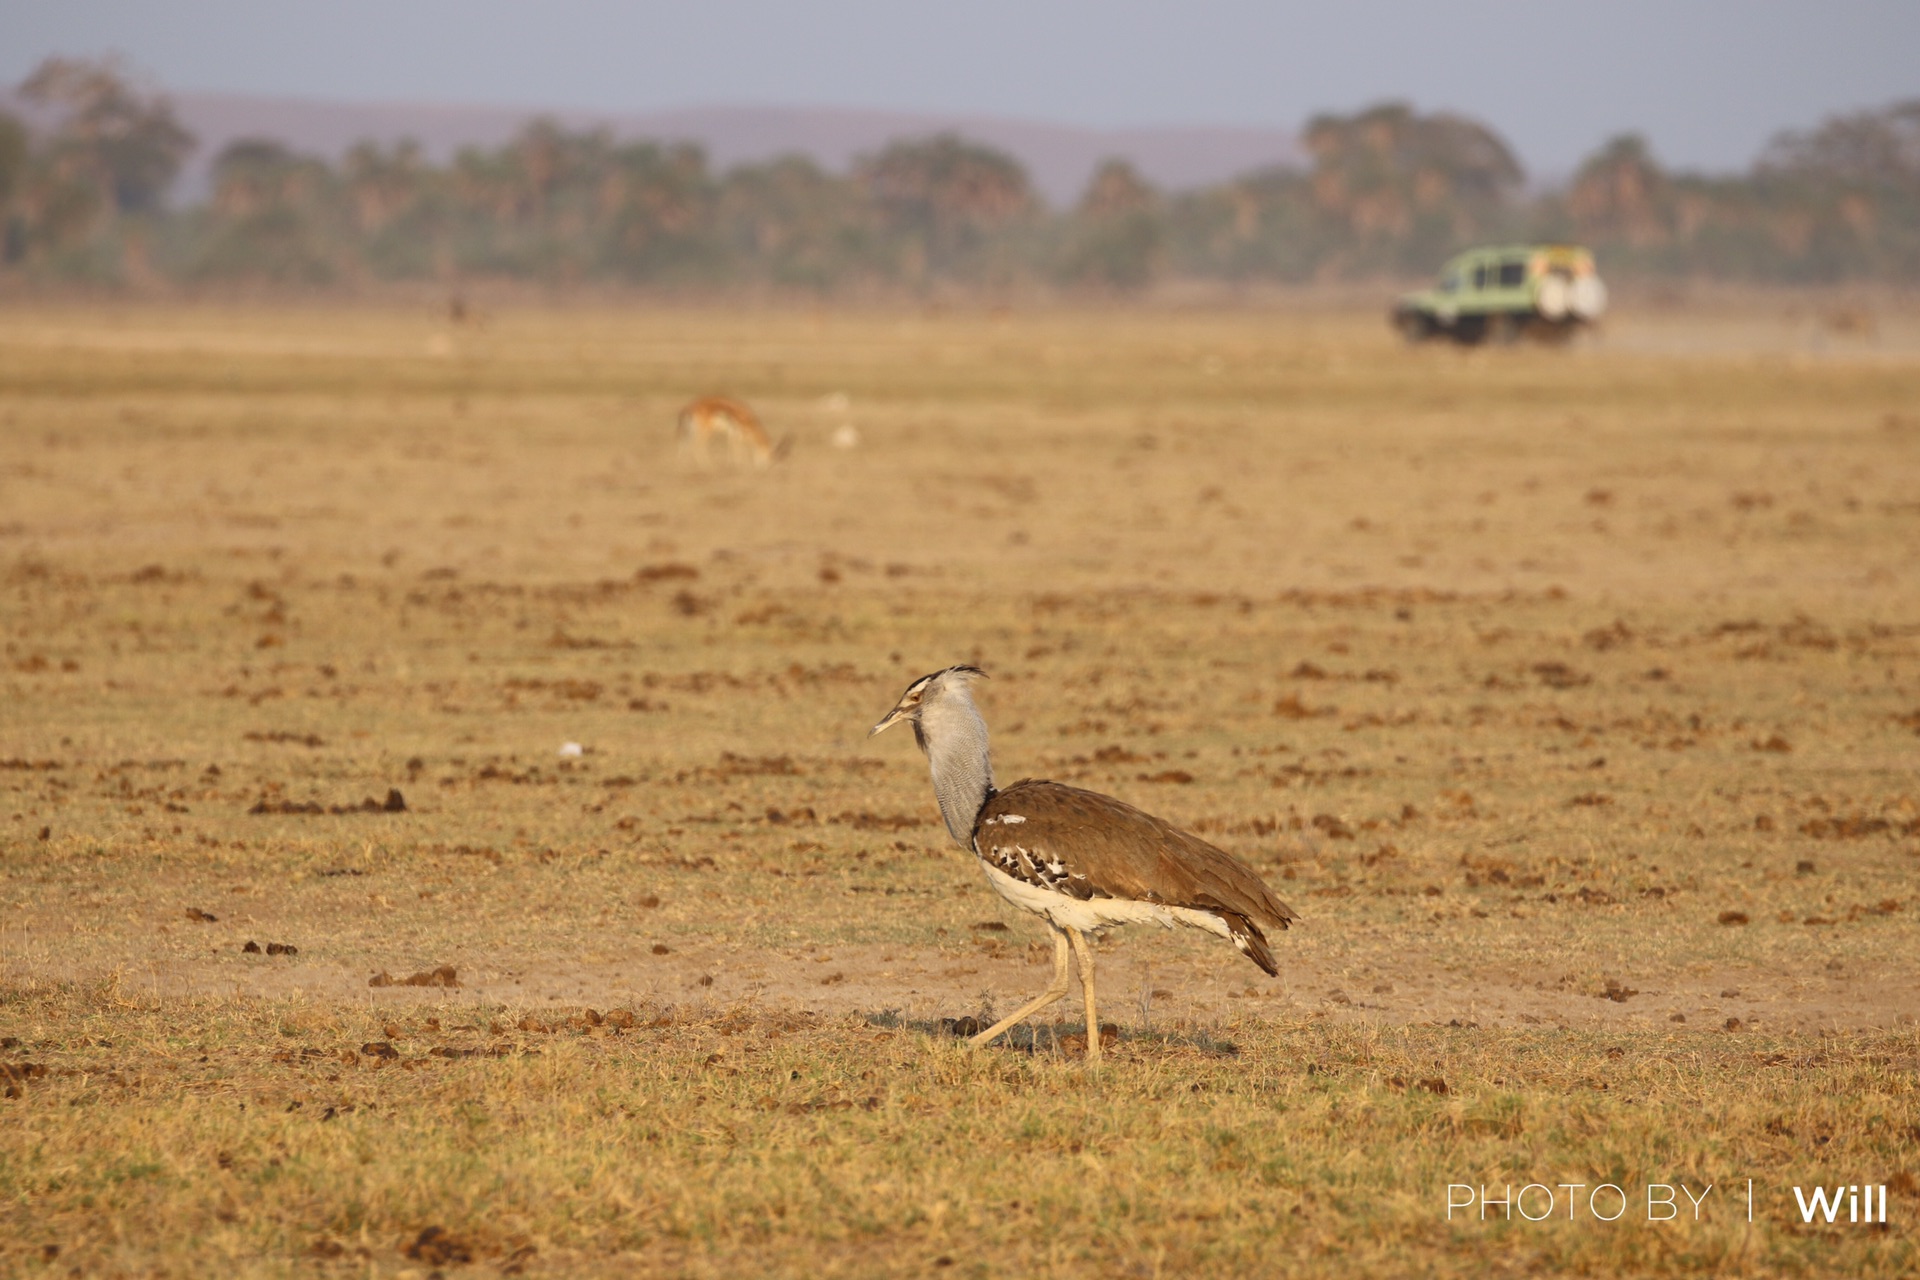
top-left (3, 1), bottom-right (1917, 178)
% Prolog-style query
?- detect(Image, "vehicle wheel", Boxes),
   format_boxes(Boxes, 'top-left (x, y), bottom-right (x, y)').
top-left (1392, 308), bottom-right (1435, 343)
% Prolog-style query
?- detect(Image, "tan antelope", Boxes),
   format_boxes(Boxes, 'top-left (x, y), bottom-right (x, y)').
top-left (676, 396), bottom-right (787, 469)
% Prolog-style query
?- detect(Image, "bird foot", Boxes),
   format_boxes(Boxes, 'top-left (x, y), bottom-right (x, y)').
top-left (1057, 1023), bottom-right (1119, 1059)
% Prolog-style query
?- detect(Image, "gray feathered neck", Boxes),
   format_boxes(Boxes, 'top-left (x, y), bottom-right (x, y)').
top-left (911, 672), bottom-right (997, 846)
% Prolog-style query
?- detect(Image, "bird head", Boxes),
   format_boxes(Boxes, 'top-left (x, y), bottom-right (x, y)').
top-left (868, 665), bottom-right (987, 748)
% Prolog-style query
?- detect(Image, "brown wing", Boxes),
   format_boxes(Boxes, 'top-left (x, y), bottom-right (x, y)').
top-left (973, 780), bottom-right (1297, 971)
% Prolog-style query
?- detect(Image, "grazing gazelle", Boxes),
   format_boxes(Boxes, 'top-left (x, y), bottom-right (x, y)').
top-left (676, 396), bottom-right (787, 469)
top-left (869, 665), bottom-right (1297, 1061)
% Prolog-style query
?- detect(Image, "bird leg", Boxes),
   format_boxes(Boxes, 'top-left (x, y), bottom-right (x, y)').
top-left (968, 925), bottom-right (1071, 1050)
top-left (1066, 927), bottom-right (1102, 1062)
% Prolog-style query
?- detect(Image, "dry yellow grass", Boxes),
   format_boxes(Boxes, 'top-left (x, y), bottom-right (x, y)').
top-left (2, 300), bottom-right (1917, 1276)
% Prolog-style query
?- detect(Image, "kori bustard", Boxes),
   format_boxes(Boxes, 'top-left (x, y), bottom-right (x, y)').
top-left (869, 665), bottom-right (1296, 1060)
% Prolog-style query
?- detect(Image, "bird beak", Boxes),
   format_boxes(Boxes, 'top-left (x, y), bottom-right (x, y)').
top-left (868, 703), bottom-right (910, 738)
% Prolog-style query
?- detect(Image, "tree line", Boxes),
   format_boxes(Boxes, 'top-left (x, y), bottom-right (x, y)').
top-left (4, 57), bottom-right (1917, 293)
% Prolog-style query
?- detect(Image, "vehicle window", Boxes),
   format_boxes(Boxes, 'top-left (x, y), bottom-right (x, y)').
top-left (1439, 272), bottom-right (1460, 293)
top-left (1472, 264), bottom-right (1488, 289)
top-left (1497, 261), bottom-right (1526, 287)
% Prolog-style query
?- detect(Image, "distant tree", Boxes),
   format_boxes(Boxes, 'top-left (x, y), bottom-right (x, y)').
top-left (444, 123), bottom-right (590, 277)
top-left (1300, 102), bottom-right (1524, 269)
top-left (1056, 159), bottom-right (1163, 290)
top-left (340, 140), bottom-right (445, 277)
top-left (1078, 158), bottom-right (1157, 219)
top-left (1752, 101), bottom-right (1920, 279)
top-left (857, 134), bottom-right (1038, 281)
top-left (514, 118), bottom-right (569, 217)
top-left (18, 56), bottom-right (194, 214)
top-left (209, 139), bottom-right (330, 216)
top-left (1163, 165), bottom-right (1324, 283)
top-left (1564, 134), bottom-right (1674, 247)
top-left (343, 139), bottom-right (430, 234)
top-left (192, 137), bottom-right (339, 282)
top-left (0, 112), bottom-right (26, 205)
top-left (594, 140), bottom-right (715, 283)
top-left (1549, 111), bottom-right (1920, 284)
top-left (0, 111), bottom-right (26, 264)
top-left (714, 155), bottom-right (871, 291)
top-left (1157, 102), bottom-right (1523, 283)
top-left (1759, 99), bottom-right (1920, 192)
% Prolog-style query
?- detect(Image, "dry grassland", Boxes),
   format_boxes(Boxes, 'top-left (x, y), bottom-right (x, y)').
top-left (2, 300), bottom-right (1918, 1277)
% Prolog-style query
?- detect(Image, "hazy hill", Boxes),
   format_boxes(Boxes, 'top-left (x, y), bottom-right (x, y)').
top-left (158, 92), bottom-right (1304, 206)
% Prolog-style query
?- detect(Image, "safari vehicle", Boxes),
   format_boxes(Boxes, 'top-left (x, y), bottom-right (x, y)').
top-left (1393, 244), bottom-right (1607, 344)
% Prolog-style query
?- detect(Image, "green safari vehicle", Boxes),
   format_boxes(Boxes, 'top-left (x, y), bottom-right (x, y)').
top-left (1393, 244), bottom-right (1607, 344)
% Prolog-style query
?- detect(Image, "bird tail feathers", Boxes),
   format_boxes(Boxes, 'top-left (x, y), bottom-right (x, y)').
top-left (1225, 914), bottom-right (1280, 976)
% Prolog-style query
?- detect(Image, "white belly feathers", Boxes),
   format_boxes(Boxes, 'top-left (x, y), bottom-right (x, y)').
top-left (977, 860), bottom-right (1233, 940)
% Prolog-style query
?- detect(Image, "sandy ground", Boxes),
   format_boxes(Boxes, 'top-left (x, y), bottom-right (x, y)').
top-left (5, 299), bottom-right (1919, 1042)
top-left (20, 908), bottom-right (1915, 1039)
